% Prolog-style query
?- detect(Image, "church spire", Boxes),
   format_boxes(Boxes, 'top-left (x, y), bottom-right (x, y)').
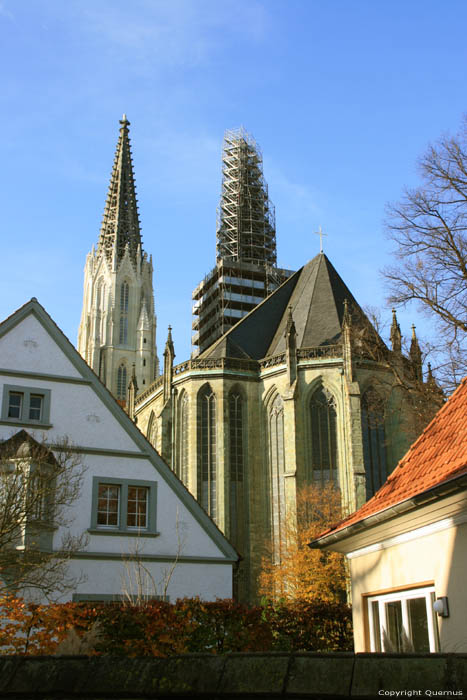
top-left (98, 115), bottom-right (142, 266)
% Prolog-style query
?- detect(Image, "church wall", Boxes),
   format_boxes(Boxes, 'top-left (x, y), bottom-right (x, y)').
top-left (134, 349), bottom-right (428, 602)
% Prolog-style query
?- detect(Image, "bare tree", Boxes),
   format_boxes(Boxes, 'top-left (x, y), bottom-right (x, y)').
top-left (383, 117), bottom-right (467, 391)
top-left (0, 430), bottom-right (87, 600)
top-left (120, 507), bottom-right (187, 604)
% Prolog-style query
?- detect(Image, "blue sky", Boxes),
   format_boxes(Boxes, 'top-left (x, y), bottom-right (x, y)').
top-left (1, 0), bottom-right (466, 362)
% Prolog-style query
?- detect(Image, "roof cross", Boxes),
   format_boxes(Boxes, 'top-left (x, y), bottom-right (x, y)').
top-left (314, 226), bottom-right (327, 253)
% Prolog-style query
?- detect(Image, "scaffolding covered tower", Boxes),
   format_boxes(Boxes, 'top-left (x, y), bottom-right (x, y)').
top-left (216, 128), bottom-right (277, 266)
top-left (192, 128), bottom-right (294, 356)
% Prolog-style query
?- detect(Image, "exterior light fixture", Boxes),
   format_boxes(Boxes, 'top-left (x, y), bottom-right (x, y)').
top-left (433, 596), bottom-right (449, 618)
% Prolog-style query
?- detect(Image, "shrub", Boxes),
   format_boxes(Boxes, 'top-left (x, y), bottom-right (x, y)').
top-left (0, 595), bottom-right (353, 656)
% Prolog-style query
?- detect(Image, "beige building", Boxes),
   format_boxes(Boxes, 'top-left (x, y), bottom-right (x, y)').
top-left (312, 377), bottom-right (467, 653)
top-left (135, 252), bottom-right (425, 600)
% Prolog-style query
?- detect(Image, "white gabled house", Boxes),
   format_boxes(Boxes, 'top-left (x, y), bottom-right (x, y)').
top-left (0, 298), bottom-right (238, 602)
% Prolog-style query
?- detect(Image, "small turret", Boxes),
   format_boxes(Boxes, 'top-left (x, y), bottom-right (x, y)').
top-left (284, 306), bottom-right (297, 386)
top-left (410, 325), bottom-right (423, 381)
top-left (127, 364), bottom-right (139, 421)
top-left (342, 298), bottom-right (354, 381)
top-left (390, 309), bottom-right (402, 354)
top-left (163, 326), bottom-right (175, 403)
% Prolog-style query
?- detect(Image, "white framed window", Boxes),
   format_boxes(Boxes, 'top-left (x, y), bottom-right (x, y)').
top-left (91, 477), bottom-right (158, 536)
top-left (127, 486), bottom-right (148, 528)
top-left (8, 391), bottom-right (23, 418)
top-left (97, 484), bottom-right (121, 527)
top-left (367, 586), bottom-right (439, 652)
top-left (1, 385), bottom-right (51, 427)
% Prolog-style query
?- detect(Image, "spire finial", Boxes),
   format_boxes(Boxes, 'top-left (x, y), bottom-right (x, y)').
top-left (120, 113), bottom-right (130, 127)
top-left (314, 225), bottom-right (327, 254)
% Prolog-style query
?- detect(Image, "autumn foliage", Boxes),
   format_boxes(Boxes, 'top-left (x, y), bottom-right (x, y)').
top-left (258, 483), bottom-right (348, 603)
top-left (0, 595), bottom-right (352, 655)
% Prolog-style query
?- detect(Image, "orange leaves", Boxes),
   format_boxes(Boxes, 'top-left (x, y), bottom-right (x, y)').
top-left (258, 483), bottom-right (348, 604)
top-left (0, 595), bottom-right (352, 655)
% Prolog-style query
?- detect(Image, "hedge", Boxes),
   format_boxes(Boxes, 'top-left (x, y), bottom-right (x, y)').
top-left (0, 596), bottom-right (353, 656)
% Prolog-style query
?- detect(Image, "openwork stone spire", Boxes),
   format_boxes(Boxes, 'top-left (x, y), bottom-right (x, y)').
top-left (98, 115), bottom-right (142, 265)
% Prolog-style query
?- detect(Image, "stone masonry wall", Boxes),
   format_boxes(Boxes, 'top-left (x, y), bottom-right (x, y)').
top-left (1, 652), bottom-right (466, 698)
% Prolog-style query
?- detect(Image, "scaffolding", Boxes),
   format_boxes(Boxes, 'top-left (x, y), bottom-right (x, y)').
top-left (216, 127), bottom-right (277, 266)
top-left (192, 128), bottom-right (293, 356)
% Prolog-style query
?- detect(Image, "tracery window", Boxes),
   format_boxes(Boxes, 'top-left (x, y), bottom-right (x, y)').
top-left (269, 393), bottom-right (285, 564)
top-left (177, 392), bottom-right (189, 484)
top-left (229, 390), bottom-right (245, 551)
top-left (308, 386), bottom-right (338, 483)
top-left (361, 389), bottom-right (387, 498)
top-left (197, 385), bottom-right (217, 521)
top-left (119, 282), bottom-right (129, 345)
top-left (117, 364), bottom-right (127, 400)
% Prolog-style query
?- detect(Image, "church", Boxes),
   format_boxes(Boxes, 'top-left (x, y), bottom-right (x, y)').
top-left (78, 117), bottom-right (430, 601)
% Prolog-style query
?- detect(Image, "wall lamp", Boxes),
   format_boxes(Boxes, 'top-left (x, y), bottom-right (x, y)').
top-left (433, 596), bottom-right (449, 618)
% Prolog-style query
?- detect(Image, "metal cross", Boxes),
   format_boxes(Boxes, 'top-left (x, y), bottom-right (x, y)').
top-left (314, 226), bottom-right (327, 253)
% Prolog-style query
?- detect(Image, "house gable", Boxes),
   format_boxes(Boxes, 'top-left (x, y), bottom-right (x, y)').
top-left (0, 299), bottom-right (238, 563)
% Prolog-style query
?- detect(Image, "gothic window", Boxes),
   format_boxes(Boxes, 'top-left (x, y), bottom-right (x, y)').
top-left (361, 389), bottom-right (388, 498)
top-left (119, 282), bottom-right (129, 345)
top-left (117, 364), bottom-right (127, 400)
top-left (176, 392), bottom-right (189, 484)
top-left (197, 385), bottom-right (217, 521)
top-left (269, 393), bottom-right (285, 564)
top-left (308, 386), bottom-right (338, 483)
top-left (229, 390), bottom-right (245, 551)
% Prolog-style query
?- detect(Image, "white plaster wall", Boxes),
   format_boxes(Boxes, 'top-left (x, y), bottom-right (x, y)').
top-left (66, 559), bottom-right (232, 602)
top-left (63, 454), bottom-right (230, 559)
top-left (0, 315), bottom-right (81, 378)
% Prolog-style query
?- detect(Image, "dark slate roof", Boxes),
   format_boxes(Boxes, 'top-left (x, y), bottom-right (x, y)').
top-left (267, 253), bottom-right (363, 355)
top-left (201, 253), bottom-right (369, 361)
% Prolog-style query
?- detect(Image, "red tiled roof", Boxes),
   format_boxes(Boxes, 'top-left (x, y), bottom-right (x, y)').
top-left (319, 376), bottom-right (467, 539)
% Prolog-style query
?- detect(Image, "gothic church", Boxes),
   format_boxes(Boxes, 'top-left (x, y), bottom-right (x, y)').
top-left (79, 117), bottom-right (425, 601)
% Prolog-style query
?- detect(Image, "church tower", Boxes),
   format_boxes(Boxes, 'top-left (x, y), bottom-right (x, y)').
top-left (78, 115), bottom-right (158, 402)
top-left (191, 128), bottom-right (294, 356)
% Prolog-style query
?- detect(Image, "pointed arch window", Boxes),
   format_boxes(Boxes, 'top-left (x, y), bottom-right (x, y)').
top-left (361, 389), bottom-right (387, 498)
top-left (197, 385), bottom-right (217, 521)
top-left (229, 390), bottom-right (245, 551)
top-left (96, 278), bottom-right (104, 310)
top-left (308, 386), bottom-right (338, 483)
top-left (117, 364), bottom-right (127, 400)
top-left (269, 393), bottom-right (285, 564)
top-left (119, 282), bottom-right (129, 345)
top-left (177, 392), bottom-right (189, 484)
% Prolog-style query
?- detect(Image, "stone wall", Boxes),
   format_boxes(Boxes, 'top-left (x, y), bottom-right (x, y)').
top-left (1, 652), bottom-right (466, 698)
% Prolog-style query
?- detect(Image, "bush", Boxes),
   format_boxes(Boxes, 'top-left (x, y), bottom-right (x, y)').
top-left (0, 595), bottom-right (353, 656)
